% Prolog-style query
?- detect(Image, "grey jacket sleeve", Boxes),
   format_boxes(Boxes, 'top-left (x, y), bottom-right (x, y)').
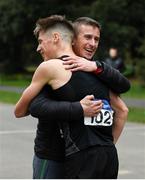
top-left (96, 61), bottom-right (131, 94)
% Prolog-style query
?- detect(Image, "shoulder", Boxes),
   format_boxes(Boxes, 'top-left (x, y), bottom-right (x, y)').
top-left (34, 59), bottom-right (63, 74)
top-left (31, 59), bottom-right (62, 82)
top-left (34, 59), bottom-right (66, 79)
top-left (38, 59), bottom-right (63, 71)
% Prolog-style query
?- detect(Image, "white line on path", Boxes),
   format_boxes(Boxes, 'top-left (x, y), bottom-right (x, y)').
top-left (0, 130), bottom-right (35, 135)
top-left (119, 169), bottom-right (131, 175)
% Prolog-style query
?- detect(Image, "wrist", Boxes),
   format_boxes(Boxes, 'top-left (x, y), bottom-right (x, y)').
top-left (93, 61), bottom-right (103, 75)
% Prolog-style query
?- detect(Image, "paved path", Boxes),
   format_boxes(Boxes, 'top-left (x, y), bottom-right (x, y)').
top-left (0, 85), bottom-right (145, 108)
top-left (0, 103), bottom-right (145, 179)
top-left (0, 85), bottom-right (25, 93)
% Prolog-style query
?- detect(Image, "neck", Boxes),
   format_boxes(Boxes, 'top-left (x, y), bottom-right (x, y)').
top-left (56, 44), bottom-right (76, 58)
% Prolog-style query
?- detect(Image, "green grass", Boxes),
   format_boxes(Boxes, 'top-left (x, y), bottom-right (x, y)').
top-left (120, 78), bottom-right (145, 99)
top-left (0, 91), bottom-right (21, 104)
top-left (0, 90), bottom-right (144, 124)
top-left (127, 107), bottom-right (145, 123)
top-left (0, 74), bottom-right (31, 87)
top-left (122, 83), bottom-right (145, 99)
top-left (0, 75), bottom-right (145, 123)
top-left (1, 75), bottom-right (145, 98)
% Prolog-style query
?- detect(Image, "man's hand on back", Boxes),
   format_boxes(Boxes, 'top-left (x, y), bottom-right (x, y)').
top-left (80, 95), bottom-right (103, 117)
top-left (62, 56), bottom-right (97, 72)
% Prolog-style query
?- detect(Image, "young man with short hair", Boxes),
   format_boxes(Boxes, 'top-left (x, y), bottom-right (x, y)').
top-left (15, 15), bottom-right (130, 179)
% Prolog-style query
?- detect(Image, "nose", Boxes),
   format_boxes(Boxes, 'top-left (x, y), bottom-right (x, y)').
top-left (90, 39), bottom-right (96, 47)
top-left (37, 45), bottom-right (41, 52)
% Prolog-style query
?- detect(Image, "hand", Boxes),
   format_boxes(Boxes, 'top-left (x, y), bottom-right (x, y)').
top-left (62, 56), bottom-right (97, 72)
top-left (80, 95), bottom-right (103, 117)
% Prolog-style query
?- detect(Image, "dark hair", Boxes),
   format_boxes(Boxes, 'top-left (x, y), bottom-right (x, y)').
top-left (73, 17), bottom-right (101, 35)
top-left (34, 15), bottom-right (74, 38)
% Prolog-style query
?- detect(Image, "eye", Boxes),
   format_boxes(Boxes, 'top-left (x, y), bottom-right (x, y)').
top-left (85, 34), bottom-right (92, 40)
top-left (38, 39), bottom-right (42, 44)
top-left (95, 37), bottom-right (100, 43)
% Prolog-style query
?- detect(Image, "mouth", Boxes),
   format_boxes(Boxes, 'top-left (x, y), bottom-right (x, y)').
top-left (85, 49), bottom-right (95, 55)
top-left (40, 51), bottom-right (44, 57)
top-left (39, 52), bottom-right (45, 60)
top-left (83, 48), bottom-right (96, 59)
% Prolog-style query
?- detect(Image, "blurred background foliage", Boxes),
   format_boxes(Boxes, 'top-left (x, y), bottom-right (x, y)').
top-left (0, 0), bottom-right (145, 86)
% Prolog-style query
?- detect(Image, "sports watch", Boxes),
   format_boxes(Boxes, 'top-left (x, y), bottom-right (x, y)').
top-left (93, 61), bottom-right (104, 74)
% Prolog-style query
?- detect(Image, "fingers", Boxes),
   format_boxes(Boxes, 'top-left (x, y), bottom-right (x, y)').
top-left (81, 96), bottom-right (103, 116)
top-left (93, 100), bottom-right (103, 106)
top-left (62, 56), bottom-right (79, 64)
top-left (88, 102), bottom-right (103, 116)
top-left (73, 63), bottom-right (79, 68)
top-left (62, 56), bottom-right (73, 61)
top-left (62, 56), bottom-right (88, 72)
top-left (91, 101), bottom-right (103, 111)
top-left (62, 57), bottom-right (81, 71)
top-left (62, 56), bottom-right (80, 64)
top-left (66, 63), bottom-right (78, 68)
top-left (63, 60), bottom-right (80, 71)
top-left (83, 101), bottom-right (103, 117)
top-left (63, 59), bottom-right (74, 65)
top-left (81, 95), bottom-right (102, 106)
top-left (84, 95), bottom-right (95, 100)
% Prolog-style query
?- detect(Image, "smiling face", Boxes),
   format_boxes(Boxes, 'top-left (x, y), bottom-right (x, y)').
top-left (73, 24), bottom-right (100, 60)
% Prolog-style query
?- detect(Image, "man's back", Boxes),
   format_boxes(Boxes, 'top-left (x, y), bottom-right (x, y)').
top-left (52, 70), bottom-right (114, 156)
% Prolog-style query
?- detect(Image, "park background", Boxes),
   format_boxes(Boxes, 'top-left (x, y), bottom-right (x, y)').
top-left (0, 0), bottom-right (145, 122)
top-left (0, 0), bottom-right (145, 178)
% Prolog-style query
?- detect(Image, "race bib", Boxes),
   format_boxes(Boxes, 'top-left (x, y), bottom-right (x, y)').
top-left (84, 99), bottom-right (114, 126)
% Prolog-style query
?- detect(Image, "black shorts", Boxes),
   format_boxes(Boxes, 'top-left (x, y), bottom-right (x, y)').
top-left (65, 145), bottom-right (119, 179)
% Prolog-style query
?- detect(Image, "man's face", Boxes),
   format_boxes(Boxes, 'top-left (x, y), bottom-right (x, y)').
top-left (109, 48), bottom-right (118, 58)
top-left (73, 24), bottom-right (100, 60)
top-left (37, 31), bottom-right (55, 61)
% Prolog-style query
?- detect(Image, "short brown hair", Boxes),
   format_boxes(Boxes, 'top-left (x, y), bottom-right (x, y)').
top-left (73, 17), bottom-right (101, 35)
top-left (34, 15), bottom-right (74, 39)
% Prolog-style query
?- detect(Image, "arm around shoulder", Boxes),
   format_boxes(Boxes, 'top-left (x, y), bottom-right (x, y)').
top-left (14, 62), bottom-right (51, 118)
top-left (29, 90), bottom-right (84, 121)
top-left (97, 62), bottom-right (131, 94)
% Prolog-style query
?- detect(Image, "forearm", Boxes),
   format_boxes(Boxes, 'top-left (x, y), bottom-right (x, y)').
top-left (14, 87), bottom-right (33, 118)
top-left (29, 93), bottom-right (84, 122)
top-left (62, 57), bottom-right (130, 94)
top-left (110, 92), bottom-right (129, 144)
top-left (14, 82), bottom-right (44, 118)
top-left (112, 108), bottom-right (128, 144)
top-left (96, 61), bottom-right (131, 94)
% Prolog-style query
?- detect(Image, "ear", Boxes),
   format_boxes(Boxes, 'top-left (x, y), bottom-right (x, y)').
top-left (53, 32), bottom-right (60, 43)
top-left (72, 38), bottom-right (76, 46)
top-left (72, 39), bottom-right (74, 46)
